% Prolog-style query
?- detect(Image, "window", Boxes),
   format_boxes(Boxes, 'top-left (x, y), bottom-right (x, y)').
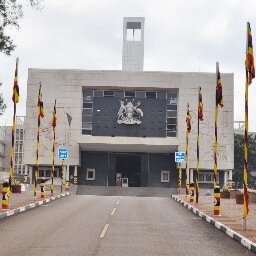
top-left (86, 168), bottom-right (95, 180)
top-left (16, 129), bottom-right (20, 140)
top-left (146, 91), bottom-right (156, 99)
top-left (125, 91), bottom-right (135, 98)
top-left (20, 130), bottom-right (24, 140)
top-left (161, 170), bottom-right (170, 183)
top-left (82, 89), bottom-right (93, 135)
top-left (126, 22), bottom-right (141, 41)
top-left (198, 172), bottom-right (219, 183)
top-left (135, 91), bottom-right (145, 98)
top-left (104, 91), bottom-right (114, 97)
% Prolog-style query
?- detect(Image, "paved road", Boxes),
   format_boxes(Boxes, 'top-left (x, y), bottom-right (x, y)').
top-left (0, 195), bottom-right (254, 256)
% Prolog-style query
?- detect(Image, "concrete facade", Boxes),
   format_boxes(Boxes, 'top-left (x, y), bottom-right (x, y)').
top-left (23, 17), bottom-right (234, 188)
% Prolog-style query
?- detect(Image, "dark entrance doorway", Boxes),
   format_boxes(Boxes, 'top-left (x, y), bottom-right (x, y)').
top-left (115, 155), bottom-right (141, 187)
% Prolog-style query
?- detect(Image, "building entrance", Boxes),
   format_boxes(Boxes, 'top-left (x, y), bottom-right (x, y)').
top-left (115, 155), bottom-right (141, 187)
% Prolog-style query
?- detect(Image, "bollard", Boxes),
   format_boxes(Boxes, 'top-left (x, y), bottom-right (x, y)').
top-left (2, 181), bottom-right (10, 209)
top-left (65, 181), bottom-right (69, 191)
top-left (214, 186), bottom-right (220, 215)
top-left (23, 175), bottom-right (28, 184)
top-left (50, 184), bottom-right (54, 196)
top-left (189, 182), bottom-right (194, 202)
top-left (40, 178), bottom-right (46, 198)
top-left (74, 176), bottom-right (78, 185)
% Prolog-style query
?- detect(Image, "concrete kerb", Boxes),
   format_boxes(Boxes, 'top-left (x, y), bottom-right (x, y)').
top-left (171, 195), bottom-right (256, 253)
top-left (0, 192), bottom-right (70, 220)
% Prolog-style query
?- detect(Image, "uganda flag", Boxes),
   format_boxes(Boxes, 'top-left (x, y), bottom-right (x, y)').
top-left (38, 86), bottom-right (44, 118)
top-left (246, 22), bottom-right (255, 85)
top-left (52, 100), bottom-right (56, 131)
top-left (12, 58), bottom-right (19, 103)
top-left (216, 65), bottom-right (224, 107)
top-left (199, 87), bottom-right (203, 121)
top-left (186, 104), bottom-right (191, 133)
top-left (39, 96), bottom-right (44, 118)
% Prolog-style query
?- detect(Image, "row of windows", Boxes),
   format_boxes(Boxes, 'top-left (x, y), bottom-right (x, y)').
top-left (83, 90), bottom-right (177, 101)
top-left (16, 129), bottom-right (24, 141)
top-left (198, 172), bottom-right (219, 183)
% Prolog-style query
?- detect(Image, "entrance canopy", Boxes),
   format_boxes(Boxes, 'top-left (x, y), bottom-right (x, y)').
top-left (79, 136), bottom-right (178, 153)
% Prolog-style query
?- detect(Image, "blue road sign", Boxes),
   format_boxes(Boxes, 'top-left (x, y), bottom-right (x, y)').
top-left (175, 152), bottom-right (186, 163)
top-left (58, 148), bottom-right (69, 159)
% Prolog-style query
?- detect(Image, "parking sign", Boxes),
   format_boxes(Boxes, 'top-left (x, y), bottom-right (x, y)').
top-left (58, 148), bottom-right (69, 159)
top-left (175, 152), bottom-right (186, 162)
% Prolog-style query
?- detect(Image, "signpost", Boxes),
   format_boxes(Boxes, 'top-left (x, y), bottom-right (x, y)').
top-left (175, 152), bottom-right (186, 194)
top-left (58, 148), bottom-right (69, 159)
top-left (58, 149), bottom-right (69, 192)
top-left (175, 152), bottom-right (186, 163)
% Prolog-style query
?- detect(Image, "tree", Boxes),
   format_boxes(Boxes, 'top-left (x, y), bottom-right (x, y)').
top-left (0, 82), bottom-right (6, 114)
top-left (233, 133), bottom-right (256, 189)
top-left (0, 0), bottom-right (43, 115)
top-left (0, 0), bottom-right (43, 55)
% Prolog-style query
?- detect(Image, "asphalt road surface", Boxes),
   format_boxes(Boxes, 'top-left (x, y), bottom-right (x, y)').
top-left (0, 195), bottom-right (254, 256)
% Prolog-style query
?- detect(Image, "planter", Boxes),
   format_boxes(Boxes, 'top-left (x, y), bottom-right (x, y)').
top-left (11, 185), bottom-right (21, 193)
top-left (236, 193), bottom-right (244, 204)
top-left (221, 191), bottom-right (230, 199)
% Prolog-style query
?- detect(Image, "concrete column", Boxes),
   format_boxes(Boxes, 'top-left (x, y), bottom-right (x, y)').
top-left (65, 164), bottom-right (70, 190)
top-left (24, 165), bottom-right (28, 175)
top-left (228, 170), bottom-right (233, 181)
top-left (29, 166), bottom-right (33, 184)
top-left (224, 171), bottom-right (228, 186)
top-left (66, 164), bottom-right (69, 182)
top-left (189, 169), bottom-right (193, 183)
top-left (74, 166), bottom-right (78, 185)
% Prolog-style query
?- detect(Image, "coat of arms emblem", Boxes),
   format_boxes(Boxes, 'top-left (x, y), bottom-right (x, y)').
top-left (117, 100), bottom-right (143, 124)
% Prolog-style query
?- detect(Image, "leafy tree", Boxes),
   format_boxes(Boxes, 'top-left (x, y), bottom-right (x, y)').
top-left (0, 82), bottom-right (6, 114)
top-left (0, 0), bottom-right (43, 115)
top-left (234, 133), bottom-right (256, 189)
top-left (0, 0), bottom-right (43, 55)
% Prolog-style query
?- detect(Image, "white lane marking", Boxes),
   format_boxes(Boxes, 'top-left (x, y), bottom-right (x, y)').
top-left (111, 208), bottom-right (116, 216)
top-left (116, 200), bottom-right (120, 205)
top-left (100, 224), bottom-right (109, 238)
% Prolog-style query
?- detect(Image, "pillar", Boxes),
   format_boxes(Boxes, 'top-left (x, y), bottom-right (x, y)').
top-left (228, 170), bottom-right (233, 181)
top-left (189, 169), bottom-right (193, 183)
top-left (24, 165), bottom-right (28, 184)
top-left (29, 166), bottom-right (33, 184)
top-left (74, 166), bottom-right (78, 185)
top-left (65, 164), bottom-right (69, 191)
top-left (224, 171), bottom-right (228, 186)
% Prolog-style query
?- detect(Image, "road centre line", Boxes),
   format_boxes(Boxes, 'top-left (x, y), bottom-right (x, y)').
top-left (100, 224), bottom-right (109, 238)
top-left (111, 208), bottom-right (116, 216)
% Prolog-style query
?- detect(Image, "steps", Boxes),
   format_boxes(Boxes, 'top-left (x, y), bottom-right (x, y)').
top-left (76, 185), bottom-right (177, 197)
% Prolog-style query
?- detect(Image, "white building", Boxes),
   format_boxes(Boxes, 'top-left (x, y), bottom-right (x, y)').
top-left (23, 17), bottom-right (234, 188)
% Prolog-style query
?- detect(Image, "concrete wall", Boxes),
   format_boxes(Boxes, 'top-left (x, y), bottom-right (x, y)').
top-left (24, 69), bottom-right (234, 172)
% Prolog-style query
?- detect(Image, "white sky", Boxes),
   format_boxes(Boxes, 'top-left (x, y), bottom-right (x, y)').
top-left (0, 0), bottom-right (256, 130)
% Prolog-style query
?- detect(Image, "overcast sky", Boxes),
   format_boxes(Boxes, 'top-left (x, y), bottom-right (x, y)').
top-left (0, 0), bottom-right (256, 130)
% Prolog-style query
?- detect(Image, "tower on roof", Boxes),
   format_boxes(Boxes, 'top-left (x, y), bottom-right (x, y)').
top-left (122, 17), bottom-right (145, 72)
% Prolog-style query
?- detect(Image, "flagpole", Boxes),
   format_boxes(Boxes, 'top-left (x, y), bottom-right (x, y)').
top-left (178, 163), bottom-right (181, 194)
top-left (213, 63), bottom-right (219, 189)
top-left (51, 99), bottom-right (57, 196)
top-left (9, 58), bottom-right (19, 203)
top-left (196, 87), bottom-right (200, 203)
top-left (185, 103), bottom-right (190, 197)
top-left (34, 83), bottom-right (42, 199)
top-left (244, 62), bottom-right (249, 230)
top-left (243, 21), bottom-right (255, 230)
